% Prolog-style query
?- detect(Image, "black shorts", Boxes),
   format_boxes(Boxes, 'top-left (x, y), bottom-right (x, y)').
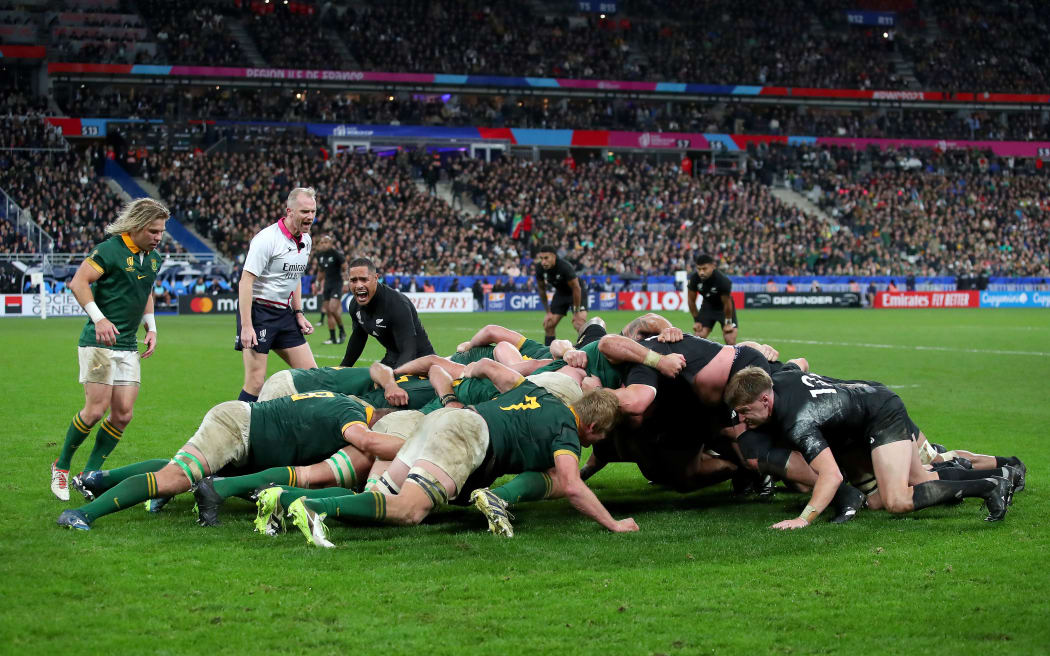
top-left (728, 345), bottom-right (771, 379)
top-left (866, 394), bottom-right (916, 450)
top-left (323, 282), bottom-right (342, 301)
top-left (575, 322), bottom-right (607, 348)
top-left (695, 307), bottom-right (733, 330)
top-left (550, 289), bottom-right (587, 316)
top-left (235, 301), bottom-right (307, 354)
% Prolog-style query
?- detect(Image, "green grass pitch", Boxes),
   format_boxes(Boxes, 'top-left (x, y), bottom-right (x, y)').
top-left (1, 309), bottom-right (1048, 654)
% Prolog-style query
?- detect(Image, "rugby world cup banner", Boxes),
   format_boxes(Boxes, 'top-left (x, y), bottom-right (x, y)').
top-left (485, 291), bottom-right (617, 312)
top-left (744, 292), bottom-right (861, 308)
top-left (874, 291), bottom-right (979, 309)
top-left (979, 291), bottom-right (1050, 308)
top-left (0, 294), bottom-right (87, 317)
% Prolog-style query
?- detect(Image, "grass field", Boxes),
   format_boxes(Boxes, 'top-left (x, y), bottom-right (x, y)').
top-left (1, 308), bottom-right (1048, 655)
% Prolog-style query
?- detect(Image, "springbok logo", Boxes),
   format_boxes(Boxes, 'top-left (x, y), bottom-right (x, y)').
top-left (499, 395), bottom-right (541, 411)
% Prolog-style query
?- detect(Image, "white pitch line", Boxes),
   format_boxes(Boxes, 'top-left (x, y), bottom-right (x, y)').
top-left (752, 337), bottom-right (1050, 358)
top-left (887, 384), bottom-right (922, 389)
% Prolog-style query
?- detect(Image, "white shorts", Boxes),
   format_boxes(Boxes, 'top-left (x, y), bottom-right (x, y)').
top-left (78, 346), bottom-right (140, 386)
top-left (373, 410), bottom-right (426, 441)
top-left (257, 370), bottom-right (297, 401)
top-left (526, 371), bottom-right (582, 406)
top-left (184, 401), bottom-right (252, 474)
top-left (395, 407), bottom-right (488, 498)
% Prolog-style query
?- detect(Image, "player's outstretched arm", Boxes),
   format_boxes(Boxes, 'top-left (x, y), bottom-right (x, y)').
top-left (551, 454), bottom-right (638, 532)
top-left (70, 259), bottom-right (119, 347)
top-left (428, 364), bottom-right (465, 409)
top-left (342, 423), bottom-right (405, 461)
top-left (395, 354), bottom-right (464, 378)
top-left (370, 362), bottom-right (409, 406)
top-left (339, 322), bottom-right (367, 367)
top-left (598, 334), bottom-right (684, 377)
top-left (771, 447), bottom-right (841, 530)
top-left (461, 324), bottom-right (526, 351)
top-left (463, 358), bottom-right (525, 393)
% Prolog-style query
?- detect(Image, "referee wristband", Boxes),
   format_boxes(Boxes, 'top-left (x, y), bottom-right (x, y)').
top-left (84, 301), bottom-right (106, 323)
top-left (293, 309), bottom-right (304, 315)
top-left (142, 313), bottom-right (157, 333)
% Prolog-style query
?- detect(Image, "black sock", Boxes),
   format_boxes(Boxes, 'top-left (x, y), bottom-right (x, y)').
top-left (330, 329), bottom-right (337, 341)
top-left (938, 467), bottom-right (1008, 482)
top-left (237, 389), bottom-right (258, 402)
top-left (912, 479), bottom-right (996, 510)
top-left (544, 335), bottom-right (555, 346)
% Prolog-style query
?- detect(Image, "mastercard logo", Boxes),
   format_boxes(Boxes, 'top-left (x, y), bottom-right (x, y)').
top-left (189, 297), bottom-right (213, 313)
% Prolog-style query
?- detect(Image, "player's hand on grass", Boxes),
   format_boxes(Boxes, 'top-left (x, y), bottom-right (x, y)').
top-left (240, 326), bottom-right (258, 349)
top-left (95, 318), bottom-right (119, 346)
top-left (612, 518), bottom-right (640, 533)
top-left (456, 340), bottom-right (472, 352)
top-left (296, 313), bottom-right (314, 336)
top-left (142, 331), bottom-right (157, 358)
top-left (656, 353), bottom-right (686, 377)
top-left (384, 385), bottom-right (409, 406)
top-left (656, 326), bottom-right (684, 343)
top-left (692, 321), bottom-right (705, 336)
top-left (563, 349), bottom-right (588, 369)
top-left (771, 517), bottom-right (809, 530)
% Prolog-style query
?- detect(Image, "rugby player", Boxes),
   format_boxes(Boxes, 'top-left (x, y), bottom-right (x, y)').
top-left (57, 392), bottom-right (405, 531)
top-left (313, 235), bottom-right (346, 345)
top-left (236, 187), bottom-right (318, 403)
top-left (535, 245), bottom-right (587, 345)
top-left (686, 253), bottom-right (738, 345)
top-left (51, 198), bottom-right (169, 500)
top-left (725, 367), bottom-right (1014, 528)
top-left (261, 371), bottom-right (633, 547)
top-left (339, 257), bottom-right (435, 368)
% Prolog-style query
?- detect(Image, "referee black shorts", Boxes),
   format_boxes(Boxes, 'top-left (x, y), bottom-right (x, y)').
top-left (235, 300), bottom-right (307, 354)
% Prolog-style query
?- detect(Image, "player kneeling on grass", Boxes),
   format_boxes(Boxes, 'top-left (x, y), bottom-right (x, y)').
top-left (58, 393), bottom-right (405, 531)
top-left (259, 370), bottom-right (634, 547)
top-left (725, 367), bottom-right (1015, 528)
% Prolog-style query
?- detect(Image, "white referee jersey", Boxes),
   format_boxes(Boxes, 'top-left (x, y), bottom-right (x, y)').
top-left (243, 219), bottom-right (312, 306)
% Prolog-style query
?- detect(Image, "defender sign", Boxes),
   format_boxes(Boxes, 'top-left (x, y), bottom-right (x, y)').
top-left (744, 292), bottom-right (861, 308)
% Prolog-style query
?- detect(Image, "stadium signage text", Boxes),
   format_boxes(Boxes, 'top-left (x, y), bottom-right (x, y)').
top-left (874, 291), bottom-right (979, 309)
top-left (486, 292), bottom-right (617, 312)
top-left (744, 292), bottom-right (861, 308)
top-left (179, 293), bottom-right (321, 314)
top-left (979, 291), bottom-right (1050, 308)
top-left (403, 292), bottom-right (473, 313)
top-left (0, 294), bottom-right (88, 317)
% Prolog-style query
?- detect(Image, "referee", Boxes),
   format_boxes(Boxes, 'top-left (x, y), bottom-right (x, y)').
top-left (535, 245), bottom-right (587, 345)
top-left (686, 253), bottom-right (738, 345)
top-left (236, 187), bottom-right (318, 402)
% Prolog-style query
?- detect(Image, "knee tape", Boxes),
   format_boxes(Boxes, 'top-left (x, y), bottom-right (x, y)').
top-left (324, 450), bottom-right (358, 490)
top-left (172, 451), bottom-right (205, 485)
top-left (378, 471), bottom-right (401, 495)
top-left (405, 467), bottom-right (449, 508)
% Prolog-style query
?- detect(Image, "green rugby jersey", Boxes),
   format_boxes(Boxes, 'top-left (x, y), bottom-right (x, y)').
top-left (419, 376), bottom-right (495, 414)
top-left (448, 345), bottom-right (496, 365)
top-left (531, 341), bottom-right (624, 389)
top-left (475, 381), bottom-right (581, 475)
top-left (78, 234), bottom-right (161, 351)
top-left (517, 338), bottom-right (552, 360)
top-left (360, 374), bottom-right (438, 410)
top-left (247, 392), bottom-right (372, 468)
top-left (290, 366), bottom-right (375, 396)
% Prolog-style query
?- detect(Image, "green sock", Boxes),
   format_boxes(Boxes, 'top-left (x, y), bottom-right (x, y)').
top-left (97, 459), bottom-right (169, 491)
top-left (303, 491), bottom-right (385, 522)
top-left (57, 413), bottom-right (93, 471)
top-left (213, 467), bottom-right (299, 500)
top-left (492, 472), bottom-right (553, 505)
top-left (278, 486), bottom-right (355, 508)
top-left (80, 472), bottom-right (159, 523)
top-left (83, 419), bottom-right (123, 472)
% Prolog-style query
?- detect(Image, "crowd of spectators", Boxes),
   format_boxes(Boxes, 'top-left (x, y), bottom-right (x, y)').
top-left (136, 0), bottom-right (247, 67)
top-left (241, 2), bottom-right (346, 71)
